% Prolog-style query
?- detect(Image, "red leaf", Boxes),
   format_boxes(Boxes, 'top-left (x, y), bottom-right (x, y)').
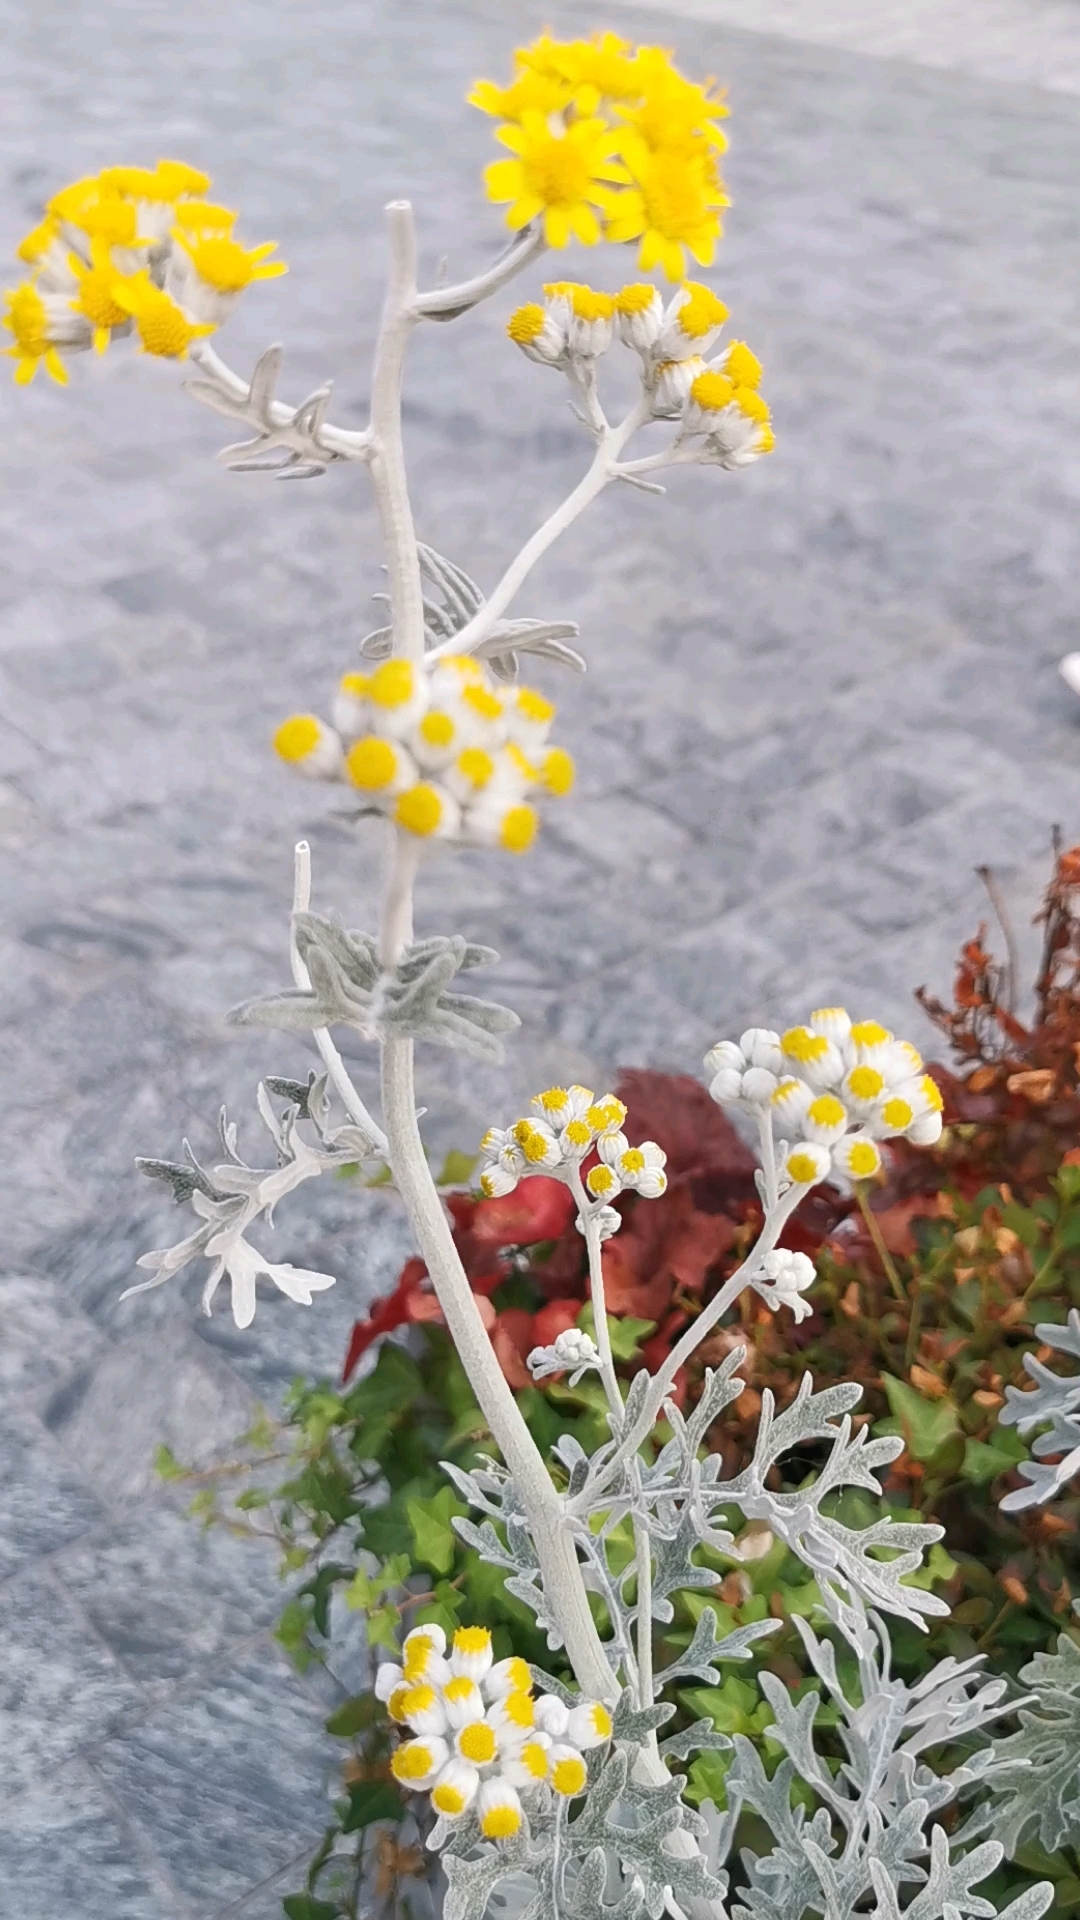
top-left (531, 1298), bottom-right (583, 1349)
top-left (342, 1255), bottom-right (429, 1381)
top-left (491, 1308), bottom-right (536, 1389)
top-left (470, 1177), bottom-right (576, 1246)
top-left (614, 1069), bottom-right (757, 1185)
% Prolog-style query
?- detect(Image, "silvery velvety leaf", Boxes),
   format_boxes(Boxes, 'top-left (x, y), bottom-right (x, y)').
top-left (998, 1310), bottom-right (1080, 1509)
top-left (359, 542), bottom-right (584, 679)
top-left (969, 1628), bottom-right (1080, 1853)
top-left (229, 918), bottom-right (519, 1061)
top-left (659, 1608), bottom-right (780, 1688)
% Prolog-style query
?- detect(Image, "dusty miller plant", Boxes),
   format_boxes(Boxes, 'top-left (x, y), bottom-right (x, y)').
top-left (7, 30), bottom-right (1055, 1920)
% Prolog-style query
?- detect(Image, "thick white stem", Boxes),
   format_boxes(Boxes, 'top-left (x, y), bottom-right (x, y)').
top-left (369, 203), bottom-right (426, 661)
top-left (380, 1034), bottom-right (617, 1704)
top-left (290, 842), bottom-right (388, 1156)
top-left (427, 396), bottom-right (652, 661)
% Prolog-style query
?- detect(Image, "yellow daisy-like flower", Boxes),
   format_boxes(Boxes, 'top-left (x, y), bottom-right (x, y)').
top-left (99, 159), bottom-right (211, 202)
top-left (172, 231), bottom-right (286, 293)
top-left (67, 238), bottom-right (137, 352)
top-left (484, 110), bottom-right (627, 248)
top-left (617, 46), bottom-right (730, 157)
top-left (520, 31), bottom-right (641, 111)
top-left (109, 271), bottom-right (215, 357)
top-left (468, 66), bottom-right (573, 122)
top-left (3, 283), bottom-right (68, 385)
top-left (600, 147), bottom-right (727, 282)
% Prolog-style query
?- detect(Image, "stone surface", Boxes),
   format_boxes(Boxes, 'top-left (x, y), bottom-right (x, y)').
top-left (0, 1764), bottom-right (194, 1920)
top-left (94, 1647), bottom-right (337, 1910)
top-left (0, 1568), bottom-right (145, 1799)
top-left (3, 0), bottom-right (1080, 1911)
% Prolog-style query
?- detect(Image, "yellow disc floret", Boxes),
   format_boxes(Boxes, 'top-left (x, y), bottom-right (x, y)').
top-left (175, 232), bottom-right (286, 292)
top-left (725, 340), bottom-right (763, 387)
top-left (484, 109), bottom-right (628, 248)
top-left (540, 748), bottom-right (575, 796)
top-left (507, 302), bottom-right (547, 344)
top-left (274, 715), bottom-right (321, 763)
top-left (846, 1140), bottom-right (881, 1178)
top-left (675, 281), bottom-right (728, 337)
top-left (369, 659), bottom-right (418, 710)
top-left (391, 1741), bottom-right (437, 1783)
top-left (689, 370), bottom-right (735, 413)
top-left (346, 737), bottom-right (398, 790)
top-left (110, 272), bottom-right (215, 357)
top-left (782, 1027), bottom-right (830, 1064)
top-left (419, 711), bottom-right (455, 748)
top-left (787, 1150), bottom-right (824, 1185)
top-left (395, 783), bottom-right (447, 837)
top-left (3, 284), bottom-right (67, 385)
top-left (615, 281), bottom-right (659, 315)
top-left (551, 1753), bottom-right (588, 1796)
top-left (499, 803), bottom-right (538, 853)
top-left (458, 1721), bottom-right (498, 1765)
top-left (847, 1066), bottom-right (885, 1100)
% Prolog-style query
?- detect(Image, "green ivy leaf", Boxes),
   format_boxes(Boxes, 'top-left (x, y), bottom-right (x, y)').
top-left (407, 1485), bottom-right (463, 1575)
top-left (283, 1895), bottom-right (341, 1920)
top-left (341, 1780), bottom-right (405, 1833)
top-left (367, 1607), bottom-right (401, 1653)
top-left (576, 1302), bottom-right (657, 1361)
top-left (879, 1375), bottom-right (960, 1462)
top-left (325, 1693), bottom-right (380, 1738)
top-left (153, 1443), bottom-right (186, 1482)
top-left (437, 1148), bottom-right (479, 1187)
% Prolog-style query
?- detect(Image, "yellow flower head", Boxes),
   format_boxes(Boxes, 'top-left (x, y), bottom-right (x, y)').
top-left (171, 200), bottom-right (239, 236)
top-left (100, 159), bottom-right (211, 202)
top-left (110, 272), bottom-right (215, 357)
top-left (3, 283), bottom-right (67, 385)
top-left (618, 45), bottom-right (729, 156)
top-left (599, 145), bottom-right (727, 282)
top-left (484, 110), bottom-right (628, 249)
top-left (174, 231), bottom-right (286, 293)
top-left (67, 238), bottom-right (135, 351)
top-left (468, 66), bottom-right (573, 122)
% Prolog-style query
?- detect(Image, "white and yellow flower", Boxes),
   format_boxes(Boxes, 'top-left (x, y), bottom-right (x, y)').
top-left (831, 1132), bottom-right (883, 1182)
top-left (542, 280), bottom-right (615, 357)
top-left (652, 352), bottom-right (705, 418)
top-left (3, 281), bottom-right (93, 384)
top-left (567, 1700), bottom-right (613, 1748)
top-left (484, 1656), bottom-right (534, 1702)
top-left (391, 1735), bottom-right (450, 1789)
top-left (402, 1624), bottom-right (450, 1684)
top-left (476, 1776), bottom-right (525, 1839)
top-left (800, 1093), bottom-right (849, 1148)
top-left (784, 1142), bottom-right (832, 1189)
top-left (272, 714), bottom-right (345, 781)
top-left (344, 735), bottom-right (418, 798)
top-left (367, 658), bottom-right (429, 738)
top-left (503, 1738), bottom-right (551, 1789)
top-left (585, 1160), bottom-right (622, 1202)
top-left (656, 280), bottom-right (728, 361)
top-left (507, 299), bottom-right (568, 365)
top-left (166, 228), bottom-right (285, 326)
top-left (597, 1132), bottom-right (667, 1197)
top-left (614, 280), bottom-right (663, 353)
top-left (770, 1076), bottom-right (815, 1129)
top-left (430, 1758), bottom-right (480, 1818)
top-left (450, 1625), bottom-right (495, 1684)
top-left (531, 1084), bottom-right (594, 1128)
top-left (780, 1026), bottom-right (846, 1091)
top-left (548, 1743), bottom-right (589, 1797)
top-left (331, 672), bottom-right (371, 740)
top-left (394, 782), bottom-right (462, 841)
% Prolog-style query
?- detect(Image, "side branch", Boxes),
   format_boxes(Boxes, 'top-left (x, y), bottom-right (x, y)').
top-left (187, 341), bottom-right (373, 473)
top-left (427, 395), bottom-right (652, 661)
top-left (415, 225), bottom-right (546, 320)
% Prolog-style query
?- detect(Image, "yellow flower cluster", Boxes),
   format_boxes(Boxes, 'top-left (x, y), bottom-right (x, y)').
top-left (377, 1625), bottom-right (612, 1839)
top-left (472, 32), bottom-right (729, 281)
top-left (507, 278), bottom-right (774, 463)
top-left (274, 654), bottom-right (574, 855)
top-left (4, 159), bottom-right (285, 385)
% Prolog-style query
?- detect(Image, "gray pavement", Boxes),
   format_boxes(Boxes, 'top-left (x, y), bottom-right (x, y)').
top-left (2, 0), bottom-right (1080, 1912)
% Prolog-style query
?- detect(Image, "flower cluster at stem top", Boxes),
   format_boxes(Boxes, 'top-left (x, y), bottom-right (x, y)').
top-left (707, 1007), bottom-right (945, 1190)
top-left (472, 31), bottom-right (728, 280)
top-left (509, 277), bottom-right (773, 467)
top-left (4, 160), bottom-right (285, 385)
top-left (377, 1625), bottom-right (611, 1840)
top-left (478, 1084), bottom-right (668, 1206)
top-left (274, 654), bottom-right (574, 855)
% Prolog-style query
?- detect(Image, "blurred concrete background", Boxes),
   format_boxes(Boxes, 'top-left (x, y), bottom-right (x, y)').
top-left (2, 0), bottom-right (1080, 1912)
